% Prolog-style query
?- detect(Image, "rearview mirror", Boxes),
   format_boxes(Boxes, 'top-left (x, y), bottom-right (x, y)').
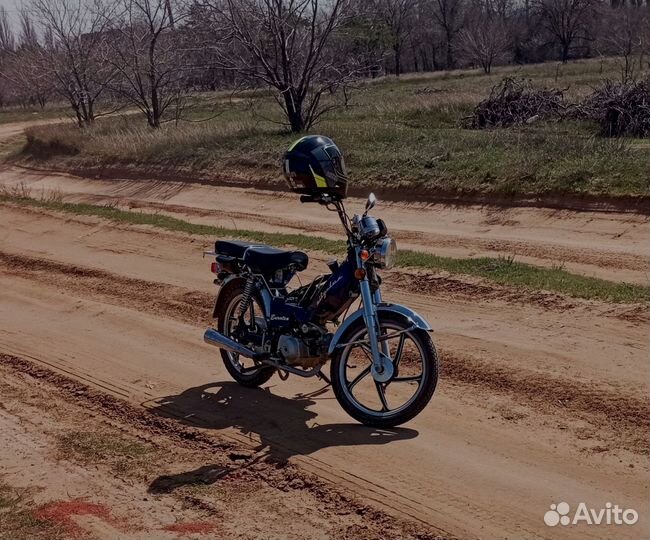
top-left (364, 193), bottom-right (377, 215)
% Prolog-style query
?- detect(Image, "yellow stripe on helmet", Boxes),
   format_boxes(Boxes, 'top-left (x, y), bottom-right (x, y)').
top-left (288, 136), bottom-right (307, 152)
top-left (309, 165), bottom-right (328, 188)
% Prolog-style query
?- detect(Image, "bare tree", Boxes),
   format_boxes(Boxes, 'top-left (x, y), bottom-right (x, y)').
top-left (482, 0), bottom-right (515, 21)
top-left (430, 0), bottom-right (466, 69)
top-left (28, 0), bottom-right (116, 126)
top-left (536, 0), bottom-right (596, 63)
top-left (458, 16), bottom-right (510, 73)
top-left (0, 10), bottom-right (55, 109)
top-left (0, 7), bottom-right (15, 52)
top-left (599, 5), bottom-right (648, 81)
top-left (104, 0), bottom-right (189, 127)
top-left (19, 8), bottom-right (39, 47)
top-left (206, 0), bottom-right (356, 133)
top-left (373, 0), bottom-right (417, 76)
top-left (0, 7), bottom-right (15, 107)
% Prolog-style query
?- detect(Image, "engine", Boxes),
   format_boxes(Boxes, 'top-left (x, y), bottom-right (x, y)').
top-left (278, 325), bottom-right (330, 368)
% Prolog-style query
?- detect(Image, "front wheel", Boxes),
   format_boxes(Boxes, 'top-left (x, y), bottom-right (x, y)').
top-left (330, 313), bottom-right (438, 427)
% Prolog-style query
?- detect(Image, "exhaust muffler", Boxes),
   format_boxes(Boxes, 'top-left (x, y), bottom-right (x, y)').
top-left (203, 328), bottom-right (257, 359)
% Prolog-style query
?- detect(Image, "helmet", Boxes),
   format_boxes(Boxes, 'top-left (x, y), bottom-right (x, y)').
top-left (283, 135), bottom-right (348, 199)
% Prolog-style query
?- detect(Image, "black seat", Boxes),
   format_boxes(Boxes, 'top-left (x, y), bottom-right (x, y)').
top-left (215, 240), bottom-right (267, 259)
top-left (243, 246), bottom-right (308, 273)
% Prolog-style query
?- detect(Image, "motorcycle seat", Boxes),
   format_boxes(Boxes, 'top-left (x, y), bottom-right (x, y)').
top-left (215, 240), bottom-right (267, 259)
top-left (243, 246), bottom-right (309, 273)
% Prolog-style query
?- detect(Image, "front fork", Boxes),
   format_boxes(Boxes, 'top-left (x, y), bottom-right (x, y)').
top-left (356, 248), bottom-right (393, 382)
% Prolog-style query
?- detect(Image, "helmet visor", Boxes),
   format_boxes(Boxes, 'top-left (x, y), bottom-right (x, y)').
top-left (323, 145), bottom-right (347, 181)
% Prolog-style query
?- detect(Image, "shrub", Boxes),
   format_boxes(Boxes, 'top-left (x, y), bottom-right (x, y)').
top-left (463, 78), bottom-right (568, 129)
top-left (580, 78), bottom-right (650, 138)
top-left (23, 130), bottom-right (80, 159)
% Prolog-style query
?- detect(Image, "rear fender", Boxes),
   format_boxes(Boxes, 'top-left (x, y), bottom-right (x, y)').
top-left (212, 275), bottom-right (273, 319)
top-left (327, 303), bottom-right (432, 356)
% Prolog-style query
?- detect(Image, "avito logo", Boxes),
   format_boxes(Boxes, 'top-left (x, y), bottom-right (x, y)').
top-left (544, 502), bottom-right (639, 527)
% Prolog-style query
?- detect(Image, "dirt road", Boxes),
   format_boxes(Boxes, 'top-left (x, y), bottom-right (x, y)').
top-left (1, 355), bottom-right (428, 540)
top-left (1, 201), bottom-right (648, 539)
top-left (1, 165), bottom-right (648, 284)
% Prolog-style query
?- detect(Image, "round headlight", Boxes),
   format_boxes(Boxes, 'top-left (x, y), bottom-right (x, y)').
top-left (374, 237), bottom-right (397, 269)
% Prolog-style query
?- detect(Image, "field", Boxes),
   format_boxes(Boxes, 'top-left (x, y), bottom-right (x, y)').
top-left (12, 57), bottom-right (650, 202)
top-left (0, 57), bottom-right (648, 540)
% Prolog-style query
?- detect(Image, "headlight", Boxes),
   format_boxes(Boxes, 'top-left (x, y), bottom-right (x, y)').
top-left (374, 237), bottom-right (397, 269)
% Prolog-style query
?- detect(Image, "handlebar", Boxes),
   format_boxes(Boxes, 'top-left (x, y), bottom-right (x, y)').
top-left (299, 193), bottom-right (354, 239)
top-left (300, 194), bottom-right (341, 205)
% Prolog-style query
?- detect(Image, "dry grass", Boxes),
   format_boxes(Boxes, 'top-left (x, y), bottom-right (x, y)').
top-left (0, 482), bottom-right (64, 540)
top-left (56, 431), bottom-right (154, 475)
top-left (13, 57), bottom-right (650, 198)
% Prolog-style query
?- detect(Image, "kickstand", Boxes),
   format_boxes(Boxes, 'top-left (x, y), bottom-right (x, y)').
top-left (317, 370), bottom-right (331, 386)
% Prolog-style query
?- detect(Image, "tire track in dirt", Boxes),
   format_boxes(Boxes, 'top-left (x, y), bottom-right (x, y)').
top-left (381, 270), bottom-right (648, 323)
top-left (1, 204), bottom-right (645, 323)
top-left (2, 250), bottom-right (647, 455)
top-left (0, 353), bottom-right (447, 540)
top-left (104, 196), bottom-right (650, 275)
top-left (3, 165), bottom-right (648, 283)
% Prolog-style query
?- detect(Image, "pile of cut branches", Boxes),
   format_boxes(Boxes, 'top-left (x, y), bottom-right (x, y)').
top-left (579, 78), bottom-right (650, 138)
top-left (463, 78), bottom-right (568, 129)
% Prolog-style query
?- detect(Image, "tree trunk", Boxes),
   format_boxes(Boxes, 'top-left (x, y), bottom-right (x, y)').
top-left (284, 88), bottom-right (304, 132)
top-left (150, 86), bottom-right (161, 128)
top-left (394, 43), bottom-right (402, 76)
top-left (561, 41), bottom-right (570, 63)
top-left (445, 30), bottom-right (454, 69)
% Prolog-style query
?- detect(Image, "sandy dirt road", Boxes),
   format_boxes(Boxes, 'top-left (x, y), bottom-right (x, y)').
top-left (1, 355), bottom-right (427, 540)
top-left (1, 203), bottom-right (648, 540)
top-left (1, 165), bottom-right (648, 284)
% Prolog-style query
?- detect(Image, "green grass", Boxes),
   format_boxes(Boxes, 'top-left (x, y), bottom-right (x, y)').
top-left (2, 193), bottom-right (647, 304)
top-left (12, 57), bottom-right (650, 199)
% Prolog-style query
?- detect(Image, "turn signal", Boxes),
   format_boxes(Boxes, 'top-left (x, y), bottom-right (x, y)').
top-left (354, 268), bottom-right (367, 280)
top-left (359, 249), bottom-right (370, 261)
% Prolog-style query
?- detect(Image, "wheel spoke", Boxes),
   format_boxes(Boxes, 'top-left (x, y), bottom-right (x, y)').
top-left (359, 344), bottom-right (374, 363)
top-left (391, 375), bottom-right (423, 383)
top-left (347, 365), bottom-right (371, 391)
top-left (375, 382), bottom-right (389, 412)
top-left (240, 364), bottom-right (261, 374)
top-left (393, 334), bottom-right (406, 368)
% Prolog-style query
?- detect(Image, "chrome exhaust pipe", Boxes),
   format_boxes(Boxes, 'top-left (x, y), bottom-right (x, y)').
top-left (203, 328), bottom-right (257, 359)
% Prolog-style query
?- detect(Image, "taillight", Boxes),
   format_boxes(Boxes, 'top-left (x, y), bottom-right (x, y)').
top-left (210, 261), bottom-right (219, 274)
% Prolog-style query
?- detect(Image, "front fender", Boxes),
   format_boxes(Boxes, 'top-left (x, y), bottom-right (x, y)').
top-left (327, 303), bottom-right (432, 356)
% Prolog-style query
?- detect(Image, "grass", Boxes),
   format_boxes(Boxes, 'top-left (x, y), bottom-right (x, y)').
top-left (0, 103), bottom-right (71, 125)
top-left (56, 431), bottom-right (153, 475)
top-left (1, 193), bottom-right (647, 304)
top-left (12, 57), bottom-right (650, 199)
top-left (0, 482), bottom-right (63, 540)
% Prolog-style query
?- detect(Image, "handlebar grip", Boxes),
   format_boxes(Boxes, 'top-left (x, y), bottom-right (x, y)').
top-left (300, 195), bottom-right (315, 204)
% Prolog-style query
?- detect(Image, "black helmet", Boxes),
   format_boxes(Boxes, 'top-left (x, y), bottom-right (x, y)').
top-left (283, 135), bottom-right (348, 199)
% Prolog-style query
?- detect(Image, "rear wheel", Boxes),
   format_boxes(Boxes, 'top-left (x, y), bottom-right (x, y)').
top-left (331, 313), bottom-right (438, 427)
top-left (215, 285), bottom-right (275, 387)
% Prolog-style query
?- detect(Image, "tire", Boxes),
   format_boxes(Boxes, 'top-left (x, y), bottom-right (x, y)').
top-left (330, 313), bottom-right (438, 428)
top-left (215, 284), bottom-right (275, 388)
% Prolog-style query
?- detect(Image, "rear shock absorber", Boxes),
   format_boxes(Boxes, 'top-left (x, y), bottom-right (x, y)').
top-left (238, 277), bottom-right (255, 318)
